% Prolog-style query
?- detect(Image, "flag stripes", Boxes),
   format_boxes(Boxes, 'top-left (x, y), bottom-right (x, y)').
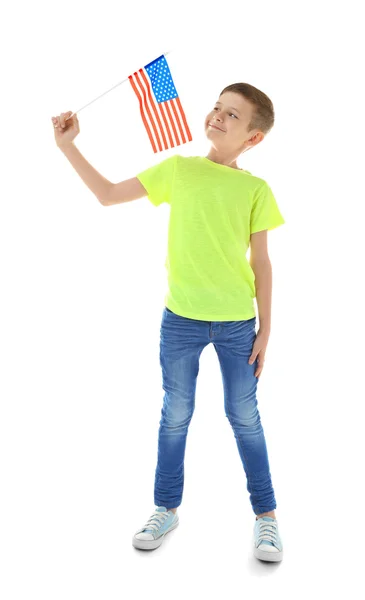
top-left (128, 55), bottom-right (192, 153)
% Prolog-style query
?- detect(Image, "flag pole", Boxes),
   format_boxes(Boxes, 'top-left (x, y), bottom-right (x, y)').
top-left (68, 51), bottom-right (171, 120)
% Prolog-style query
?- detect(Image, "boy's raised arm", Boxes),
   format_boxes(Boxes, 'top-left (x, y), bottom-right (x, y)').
top-left (60, 142), bottom-right (113, 205)
top-left (102, 177), bottom-right (148, 206)
top-left (52, 111), bottom-right (148, 206)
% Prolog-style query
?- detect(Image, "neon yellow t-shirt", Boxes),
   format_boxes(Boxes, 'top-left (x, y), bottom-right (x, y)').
top-left (136, 154), bottom-right (285, 321)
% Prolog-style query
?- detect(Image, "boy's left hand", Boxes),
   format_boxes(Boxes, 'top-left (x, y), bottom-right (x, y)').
top-left (248, 329), bottom-right (269, 379)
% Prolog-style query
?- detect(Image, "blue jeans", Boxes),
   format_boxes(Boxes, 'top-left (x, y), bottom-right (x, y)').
top-left (154, 306), bottom-right (277, 516)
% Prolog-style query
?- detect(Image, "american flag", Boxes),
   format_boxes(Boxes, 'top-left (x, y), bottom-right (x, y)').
top-left (128, 54), bottom-right (193, 153)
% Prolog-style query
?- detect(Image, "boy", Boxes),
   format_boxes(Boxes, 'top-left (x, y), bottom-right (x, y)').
top-left (52, 82), bottom-right (285, 562)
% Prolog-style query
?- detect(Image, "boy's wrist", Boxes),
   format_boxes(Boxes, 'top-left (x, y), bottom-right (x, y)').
top-left (58, 142), bottom-right (75, 154)
top-left (258, 324), bottom-right (271, 336)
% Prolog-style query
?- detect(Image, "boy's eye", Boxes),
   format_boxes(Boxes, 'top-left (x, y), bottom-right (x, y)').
top-left (213, 107), bottom-right (237, 118)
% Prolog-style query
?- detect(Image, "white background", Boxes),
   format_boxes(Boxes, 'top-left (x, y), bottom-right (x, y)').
top-left (1, 0), bottom-right (364, 597)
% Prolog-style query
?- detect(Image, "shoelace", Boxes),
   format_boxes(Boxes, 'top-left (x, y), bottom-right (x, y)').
top-left (142, 510), bottom-right (169, 532)
top-left (257, 520), bottom-right (279, 547)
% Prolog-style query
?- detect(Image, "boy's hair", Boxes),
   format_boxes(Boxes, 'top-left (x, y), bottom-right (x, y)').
top-left (220, 83), bottom-right (275, 136)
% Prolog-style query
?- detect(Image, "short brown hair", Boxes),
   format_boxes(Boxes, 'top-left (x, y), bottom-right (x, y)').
top-left (220, 83), bottom-right (275, 135)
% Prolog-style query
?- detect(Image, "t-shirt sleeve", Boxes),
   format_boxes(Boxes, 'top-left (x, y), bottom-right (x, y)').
top-left (250, 181), bottom-right (285, 233)
top-left (135, 154), bottom-right (177, 207)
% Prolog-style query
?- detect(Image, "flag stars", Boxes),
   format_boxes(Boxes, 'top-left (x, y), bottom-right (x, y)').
top-left (144, 55), bottom-right (178, 103)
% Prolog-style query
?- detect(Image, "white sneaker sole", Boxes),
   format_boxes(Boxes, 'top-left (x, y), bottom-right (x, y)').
top-left (132, 516), bottom-right (179, 550)
top-left (253, 543), bottom-right (283, 562)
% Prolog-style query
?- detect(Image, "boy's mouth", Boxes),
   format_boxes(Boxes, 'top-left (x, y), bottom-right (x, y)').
top-left (208, 122), bottom-right (225, 132)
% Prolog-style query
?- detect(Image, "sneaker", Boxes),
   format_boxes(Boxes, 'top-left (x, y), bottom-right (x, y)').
top-left (253, 516), bottom-right (283, 562)
top-left (132, 506), bottom-right (179, 550)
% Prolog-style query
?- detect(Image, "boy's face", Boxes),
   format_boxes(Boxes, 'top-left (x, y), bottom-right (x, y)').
top-left (204, 91), bottom-right (264, 155)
